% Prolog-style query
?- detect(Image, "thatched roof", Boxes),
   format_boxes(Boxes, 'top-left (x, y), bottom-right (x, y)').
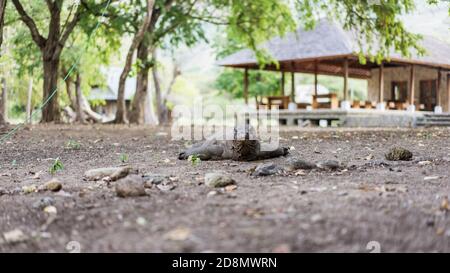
top-left (218, 19), bottom-right (450, 75)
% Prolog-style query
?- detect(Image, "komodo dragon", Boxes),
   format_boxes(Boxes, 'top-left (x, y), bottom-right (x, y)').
top-left (178, 126), bottom-right (289, 161)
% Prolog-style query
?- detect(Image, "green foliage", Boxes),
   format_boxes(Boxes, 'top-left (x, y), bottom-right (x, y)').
top-left (49, 158), bottom-right (64, 175)
top-left (216, 68), bottom-right (281, 99)
top-left (65, 139), bottom-right (81, 150)
top-left (188, 154), bottom-right (201, 166)
top-left (119, 153), bottom-right (129, 163)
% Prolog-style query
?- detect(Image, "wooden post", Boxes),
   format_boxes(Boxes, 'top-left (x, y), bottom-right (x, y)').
top-left (26, 77), bottom-right (33, 124)
top-left (281, 72), bottom-right (285, 96)
top-left (343, 58), bottom-right (349, 101)
top-left (436, 68), bottom-right (441, 107)
top-left (314, 60), bottom-right (318, 96)
top-left (243, 68), bottom-right (249, 105)
top-left (447, 74), bottom-right (450, 112)
top-left (291, 72), bottom-right (295, 102)
top-left (378, 62), bottom-right (384, 104)
top-left (409, 65), bottom-right (415, 106)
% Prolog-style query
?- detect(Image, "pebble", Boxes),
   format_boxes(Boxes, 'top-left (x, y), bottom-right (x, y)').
top-left (164, 227), bottom-right (191, 241)
top-left (115, 175), bottom-right (147, 198)
top-left (385, 147), bottom-right (413, 161)
top-left (285, 158), bottom-right (316, 171)
top-left (207, 190), bottom-right (219, 197)
top-left (84, 166), bottom-right (137, 181)
top-left (252, 163), bottom-right (283, 176)
top-left (32, 196), bottom-right (55, 210)
top-left (142, 173), bottom-right (170, 186)
top-left (22, 185), bottom-right (37, 194)
top-left (43, 179), bottom-right (62, 192)
top-left (136, 217), bottom-right (147, 226)
top-left (3, 229), bottom-right (28, 244)
top-left (205, 172), bottom-right (236, 188)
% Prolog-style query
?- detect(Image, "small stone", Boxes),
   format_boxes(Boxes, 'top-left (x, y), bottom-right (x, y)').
top-left (440, 197), bottom-right (449, 211)
top-left (136, 217), bottom-right (147, 226)
top-left (424, 176), bottom-right (440, 181)
top-left (418, 160), bottom-right (432, 166)
top-left (225, 185), bottom-right (238, 192)
top-left (142, 173), bottom-right (170, 186)
top-left (207, 191), bottom-right (218, 198)
top-left (32, 197), bottom-right (55, 210)
top-left (252, 163), bottom-right (283, 176)
top-left (84, 166), bottom-right (137, 181)
top-left (43, 205), bottom-right (57, 214)
top-left (156, 183), bottom-right (176, 191)
top-left (205, 172), bottom-right (236, 188)
top-left (310, 214), bottom-right (323, 223)
top-left (164, 227), bottom-right (191, 241)
top-left (316, 160), bottom-right (342, 170)
top-left (115, 175), bottom-right (147, 198)
top-left (22, 185), bottom-right (37, 194)
top-left (3, 229), bottom-right (28, 244)
top-left (44, 179), bottom-right (62, 192)
top-left (285, 158), bottom-right (316, 171)
top-left (385, 147), bottom-right (413, 161)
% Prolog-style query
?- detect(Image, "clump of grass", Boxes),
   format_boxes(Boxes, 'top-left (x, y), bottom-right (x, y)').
top-left (65, 139), bottom-right (81, 150)
top-left (188, 154), bottom-right (201, 166)
top-left (119, 153), bottom-right (129, 163)
top-left (49, 158), bottom-right (64, 175)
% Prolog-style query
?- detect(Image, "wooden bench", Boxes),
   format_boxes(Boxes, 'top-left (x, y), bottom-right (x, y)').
top-left (312, 94), bottom-right (339, 109)
top-left (387, 101), bottom-right (409, 110)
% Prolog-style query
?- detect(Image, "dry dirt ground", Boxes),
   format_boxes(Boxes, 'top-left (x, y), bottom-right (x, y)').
top-left (1, 124), bottom-right (450, 253)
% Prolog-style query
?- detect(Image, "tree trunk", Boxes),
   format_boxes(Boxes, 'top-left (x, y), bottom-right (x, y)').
top-left (42, 55), bottom-right (61, 123)
top-left (64, 75), bottom-right (76, 110)
top-left (75, 73), bottom-right (86, 123)
top-left (0, 0), bottom-right (7, 125)
top-left (0, 0), bottom-right (6, 47)
top-left (129, 42), bottom-right (151, 124)
top-left (144, 86), bottom-right (158, 125)
top-left (0, 78), bottom-right (6, 124)
top-left (152, 50), bottom-right (176, 125)
top-left (26, 76), bottom-right (33, 123)
top-left (115, 0), bottom-right (155, 123)
top-left (152, 61), bottom-right (167, 124)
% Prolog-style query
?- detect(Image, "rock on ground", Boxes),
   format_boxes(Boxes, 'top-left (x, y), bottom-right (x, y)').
top-left (43, 179), bottom-right (62, 192)
top-left (115, 175), bottom-right (147, 198)
top-left (84, 166), bottom-right (137, 181)
top-left (385, 147), bottom-right (413, 161)
top-left (285, 158), bottom-right (316, 171)
top-left (252, 163), bottom-right (284, 176)
top-left (204, 172), bottom-right (236, 188)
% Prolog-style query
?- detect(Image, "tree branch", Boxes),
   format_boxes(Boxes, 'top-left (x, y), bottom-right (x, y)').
top-left (11, 0), bottom-right (46, 48)
top-left (58, 3), bottom-right (83, 47)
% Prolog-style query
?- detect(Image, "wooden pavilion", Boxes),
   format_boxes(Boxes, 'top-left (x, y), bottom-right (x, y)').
top-left (218, 19), bottom-right (450, 118)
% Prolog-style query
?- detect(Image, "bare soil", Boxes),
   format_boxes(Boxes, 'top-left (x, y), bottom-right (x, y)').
top-left (1, 125), bottom-right (450, 253)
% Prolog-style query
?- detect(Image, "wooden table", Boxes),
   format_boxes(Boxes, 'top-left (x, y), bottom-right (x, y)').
top-left (266, 96), bottom-right (290, 110)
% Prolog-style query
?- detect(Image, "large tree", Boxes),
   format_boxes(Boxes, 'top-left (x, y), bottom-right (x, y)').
top-left (10, 0), bottom-right (112, 122)
top-left (114, 0), bottom-right (155, 123)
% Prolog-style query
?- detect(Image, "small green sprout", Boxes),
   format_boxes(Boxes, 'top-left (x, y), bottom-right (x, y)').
top-left (65, 139), bottom-right (81, 150)
top-left (49, 158), bottom-right (64, 175)
top-left (11, 159), bottom-right (17, 167)
top-left (119, 153), bottom-right (129, 163)
top-left (188, 154), bottom-right (201, 166)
